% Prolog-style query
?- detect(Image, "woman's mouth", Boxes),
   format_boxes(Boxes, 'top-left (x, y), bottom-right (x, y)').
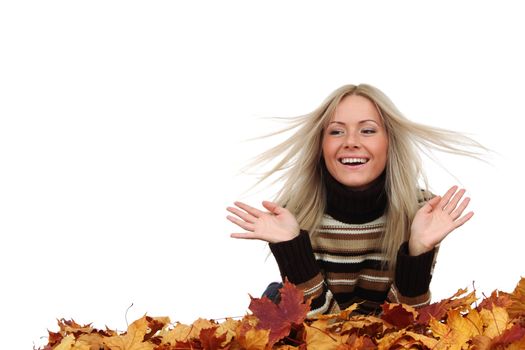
top-left (339, 157), bottom-right (369, 166)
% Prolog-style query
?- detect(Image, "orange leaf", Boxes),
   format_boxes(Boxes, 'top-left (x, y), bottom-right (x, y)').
top-left (103, 315), bottom-right (168, 350)
top-left (236, 327), bottom-right (270, 350)
top-left (508, 277), bottom-right (525, 318)
top-left (199, 326), bottom-right (228, 350)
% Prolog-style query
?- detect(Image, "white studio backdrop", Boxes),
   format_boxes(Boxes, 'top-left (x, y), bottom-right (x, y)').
top-left (0, 1), bottom-right (524, 348)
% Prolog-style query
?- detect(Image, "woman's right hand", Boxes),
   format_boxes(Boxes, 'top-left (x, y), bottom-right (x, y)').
top-left (226, 201), bottom-right (300, 243)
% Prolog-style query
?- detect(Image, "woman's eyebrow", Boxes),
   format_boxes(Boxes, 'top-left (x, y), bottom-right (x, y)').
top-left (329, 119), bottom-right (380, 125)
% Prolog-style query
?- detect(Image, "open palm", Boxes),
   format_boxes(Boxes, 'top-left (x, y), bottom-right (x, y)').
top-left (409, 186), bottom-right (473, 256)
top-left (226, 201), bottom-right (300, 243)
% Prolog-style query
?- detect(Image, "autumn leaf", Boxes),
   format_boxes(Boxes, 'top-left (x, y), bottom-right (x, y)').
top-left (103, 315), bottom-right (169, 350)
top-left (380, 303), bottom-right (417, 329)
top-left (236, 327), bottom-right (270, 350)
top-left (53, 335), bottom-right (91, 350)
top-left (478, 289), bottom-right (513, 311)
top-left (340, 333), bottom-right (376, 350)
top-left (490, 323), bottom-right (525, 348)
top-left (417, 287), bottom-right (477, 326)
top-left (480, 306), bottom-right (509, 338)
top-left (303, 323), bottom-right (345, 350)
top-left (248, 280), bottom-right (309, 347)
top-left (508, 276), bottom-right (525, 318)
top-left (193, 326), bottom-right (226, 350)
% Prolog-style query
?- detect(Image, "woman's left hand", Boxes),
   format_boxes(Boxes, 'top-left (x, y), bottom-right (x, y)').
top-left (409, 186), bottom-right (473, 256)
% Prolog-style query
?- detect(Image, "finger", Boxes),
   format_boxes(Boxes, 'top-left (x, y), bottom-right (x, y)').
top-left (439, 186), bottom-right (458, 210)
top-left (450, 197), bottom-right (471, 220)
top-left (227, 206), bottom-right (257, 224)
top-left (234, 201), bottom-right (265, 218)
top-left (443, 188), bottom-right (466, 214)
top-left (226, 215), bottom-right (255, 231)
top-left (453, 211), bottom-right (474, 228)
top-left (230, 232), bottom-right (259, 240)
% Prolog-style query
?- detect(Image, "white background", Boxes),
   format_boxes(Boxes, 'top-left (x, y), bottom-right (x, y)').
top-left (1, 1), bottom-right (524, 348)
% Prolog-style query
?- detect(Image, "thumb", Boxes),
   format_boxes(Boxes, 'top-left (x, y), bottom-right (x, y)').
top-left (262, 200), bottom-right (283, 215)
top-left (423, 196), bottom-right (441, 213)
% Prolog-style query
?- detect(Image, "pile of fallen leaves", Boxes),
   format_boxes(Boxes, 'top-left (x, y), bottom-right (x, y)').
top-left (39, 277), bottom-right (525, 350)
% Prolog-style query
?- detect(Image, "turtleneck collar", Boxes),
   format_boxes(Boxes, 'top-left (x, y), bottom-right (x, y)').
top-left (322, 162), bottom-right (388, 224)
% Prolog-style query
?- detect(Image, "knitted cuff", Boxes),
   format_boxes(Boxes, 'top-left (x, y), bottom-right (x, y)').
top-left (269, 230), bottom-right (320, 284)
top-left (394, 242), bottom-right (436, 297)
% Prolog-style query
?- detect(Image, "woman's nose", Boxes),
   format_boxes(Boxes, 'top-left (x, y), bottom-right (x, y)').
top-left (343, 132), bottom-right (360, 148)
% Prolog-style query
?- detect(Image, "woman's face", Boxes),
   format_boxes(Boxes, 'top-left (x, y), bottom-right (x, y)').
top-left (322, 94), bottom-right (388, 190)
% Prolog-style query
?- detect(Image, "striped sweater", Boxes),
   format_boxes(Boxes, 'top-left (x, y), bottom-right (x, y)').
top-left (269, 170), bottom-right (437, 316)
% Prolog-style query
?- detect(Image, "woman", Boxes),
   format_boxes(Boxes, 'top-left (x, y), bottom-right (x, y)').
top-left (226, 84), bottom-right (485, 316)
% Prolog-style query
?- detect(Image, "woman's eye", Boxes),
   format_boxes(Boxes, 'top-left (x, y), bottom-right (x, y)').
top-left (328, 129), bottom-right (344, 136)
top-left (361, 128), bottom-right (376, 135)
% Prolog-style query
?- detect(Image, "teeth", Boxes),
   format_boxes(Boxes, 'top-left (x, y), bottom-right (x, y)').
top-left (341, 157), bottom-right (368, 164)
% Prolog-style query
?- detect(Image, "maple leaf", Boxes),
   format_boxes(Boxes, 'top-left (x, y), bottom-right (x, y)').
top-left (480, 306), bottom-right (509, 338)
top-left (341, 333), bottom-right (376, 350)
top-left (380, 303), bottom-right (416, 329)
top-left (478, 290), bottom-right (513, 311)
top-left (199, 326), bottom-right (228, 350)
top-left (103, 315), bottom-right (168, 350)
top-left (53, 335), bottom-right (91, 350)
top-left (160, 322), bottom-right (192, 345)
top-left (236, 327), bottom-right (270, 350)
top-left (303, 323), bottom-right (345, 350)
top-left (508, 277), bottom-right (525, 318)
top-left (248, 280), bottom-right (309, 347)
top-left (490, 323), bottom-right (525, 348)
top-left (417, 288), bottom-right (477, 326)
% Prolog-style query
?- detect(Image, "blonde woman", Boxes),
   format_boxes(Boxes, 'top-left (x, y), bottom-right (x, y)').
top-left (226, 84), bottom-right (485, 316)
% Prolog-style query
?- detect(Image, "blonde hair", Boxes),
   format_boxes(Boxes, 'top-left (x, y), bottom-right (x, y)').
top-left (246, 84), bottom-right (487, 272)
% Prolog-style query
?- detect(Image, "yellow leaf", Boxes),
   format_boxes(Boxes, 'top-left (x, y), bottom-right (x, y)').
top-left (404, 331), bottom-right (438, 348)
top-left (304, 323), bottom-right (344, 350)
top-left (429, 318), bottom-right (450, 339)
top-left (160, 322), bottom-right (192, 344)
top-left (447, 309), bottom-right (478, 344)
top-left (429, 319), bottom-right (463, 350)
top-left (480, 306), bottom-right (509, 338)
top-left (77, 333), bottom-right (106, 350)
top-left (103, 316), bottom-right (157, 350)
top-left (54, 335), bottom-right (91, 350)
top-left (508, 277), bottom-right (525, 318)
top-left (216, 318), bottom-right (240, 345)
top-left (189, 318), bottom-right (218, 339)
top-left (237, 328), bottom-right (270, 350)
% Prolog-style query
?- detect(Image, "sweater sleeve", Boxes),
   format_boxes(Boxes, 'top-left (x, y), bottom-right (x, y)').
top-left (269, 230), bottom-right (340, 316)
top-left (387, 241), bottom-right (438, 307)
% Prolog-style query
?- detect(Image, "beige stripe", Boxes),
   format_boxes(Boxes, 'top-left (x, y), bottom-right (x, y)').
top-left (314, 252), bottom-right (387, 263)
top-left (313, 239), bottom-right (383, 254)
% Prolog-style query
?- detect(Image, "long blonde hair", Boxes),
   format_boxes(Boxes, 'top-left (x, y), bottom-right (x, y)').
top-left (246, 84), bottom-right (486, 272)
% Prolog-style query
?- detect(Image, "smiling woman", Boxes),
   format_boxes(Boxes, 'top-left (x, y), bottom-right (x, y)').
top-left (226, 83), bottom-right (488, 317)
top-left (322, 94), bottom-right (389, 190)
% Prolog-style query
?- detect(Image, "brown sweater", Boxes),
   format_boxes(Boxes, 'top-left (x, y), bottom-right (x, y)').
top-left (269, 170), bottom-right (436, 316)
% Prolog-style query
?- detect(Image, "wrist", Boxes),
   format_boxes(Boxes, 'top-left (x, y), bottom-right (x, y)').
top-left (408, 239), bottom-right (433, 256)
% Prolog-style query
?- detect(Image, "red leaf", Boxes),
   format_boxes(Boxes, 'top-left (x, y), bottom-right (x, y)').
top-left (248, 280), bottom-right (310, 346)
top-left (417, 301), bottom-right (447, 326)
top-left (478, 290), bottom-right (512, 311)
top-left (199, 326), bottom-right (227, 350)
top-left (381, 304), bottom-right (415, 329)
top-left (491, 323), bottom-right (525, 348)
